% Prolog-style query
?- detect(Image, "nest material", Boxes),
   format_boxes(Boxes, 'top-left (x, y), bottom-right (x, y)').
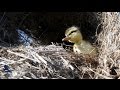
top-left (96, 12), bottom-right (120, 79)
top-left (0, 45), bottom-right (97, 79)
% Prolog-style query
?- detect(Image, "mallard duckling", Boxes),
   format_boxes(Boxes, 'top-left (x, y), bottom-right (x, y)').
top-left (62, 26), bottom-right (97, 56)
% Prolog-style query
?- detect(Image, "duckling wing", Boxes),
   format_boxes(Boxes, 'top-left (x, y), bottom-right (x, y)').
top-left (78, 41), bottom-right (97, 55)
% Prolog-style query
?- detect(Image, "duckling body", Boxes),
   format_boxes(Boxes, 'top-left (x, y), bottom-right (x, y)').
top-left (73, 40), bottom-right (96, 55)
top-left (62, 26), bottom-right (97, 56)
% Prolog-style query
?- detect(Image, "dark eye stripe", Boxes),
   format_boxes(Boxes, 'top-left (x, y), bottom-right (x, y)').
top-left (68, 30), bottom-right (77, 35)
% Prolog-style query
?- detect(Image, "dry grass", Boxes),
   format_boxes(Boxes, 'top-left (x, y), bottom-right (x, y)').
top-left (0, 12), bottom-right (120, 79)
top-left (96, 12), bottom-right (120, 79)
top-left (0, 44), bottom-right (98, 79)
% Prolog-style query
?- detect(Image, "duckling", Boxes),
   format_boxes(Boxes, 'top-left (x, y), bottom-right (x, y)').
top-left (62, 26), bottom-right (97, 56)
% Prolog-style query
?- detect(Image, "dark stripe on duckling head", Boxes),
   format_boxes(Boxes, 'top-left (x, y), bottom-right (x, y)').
top-left (65, 26), bottom-right (79, 36)
top-left (68, 30), bottom-right (77, 36)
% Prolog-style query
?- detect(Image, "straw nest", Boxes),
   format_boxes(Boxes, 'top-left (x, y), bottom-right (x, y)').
top-left (0, 12), bottom-right (119, 79)
top-left (97, 12), bottom-right (120, 79)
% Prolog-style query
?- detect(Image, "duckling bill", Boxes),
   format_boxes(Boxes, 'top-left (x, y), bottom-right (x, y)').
top-left (62, 26), bottom-right (97, 56)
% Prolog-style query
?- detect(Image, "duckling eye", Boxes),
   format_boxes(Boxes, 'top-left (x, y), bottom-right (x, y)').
top-left (68, 30), bottom-right (77, 36)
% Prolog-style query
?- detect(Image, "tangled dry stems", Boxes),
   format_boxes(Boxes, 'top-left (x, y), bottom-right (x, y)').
top-left (0, 44), bottom-right (98, 79)
top-left (97, 12), bottom-right (120, 79)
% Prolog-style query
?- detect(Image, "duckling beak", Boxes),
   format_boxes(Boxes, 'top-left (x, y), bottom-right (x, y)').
top-left (62, 37), bottom-right (71, 41)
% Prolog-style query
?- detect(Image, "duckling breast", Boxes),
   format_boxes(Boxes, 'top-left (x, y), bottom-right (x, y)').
top-left (73, 44), bottom-right (82, 54)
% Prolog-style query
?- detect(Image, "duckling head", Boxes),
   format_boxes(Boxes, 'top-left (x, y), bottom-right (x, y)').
top-left (62, 26), bottom-right (83, 44)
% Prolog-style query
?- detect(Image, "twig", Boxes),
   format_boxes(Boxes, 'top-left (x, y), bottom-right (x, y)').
top-left (7, 50), bottom-right (40, 64)
top-left (0, 57), bottom-right (15, 64)
top-left (87, 67), bottom-right (113, 79)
